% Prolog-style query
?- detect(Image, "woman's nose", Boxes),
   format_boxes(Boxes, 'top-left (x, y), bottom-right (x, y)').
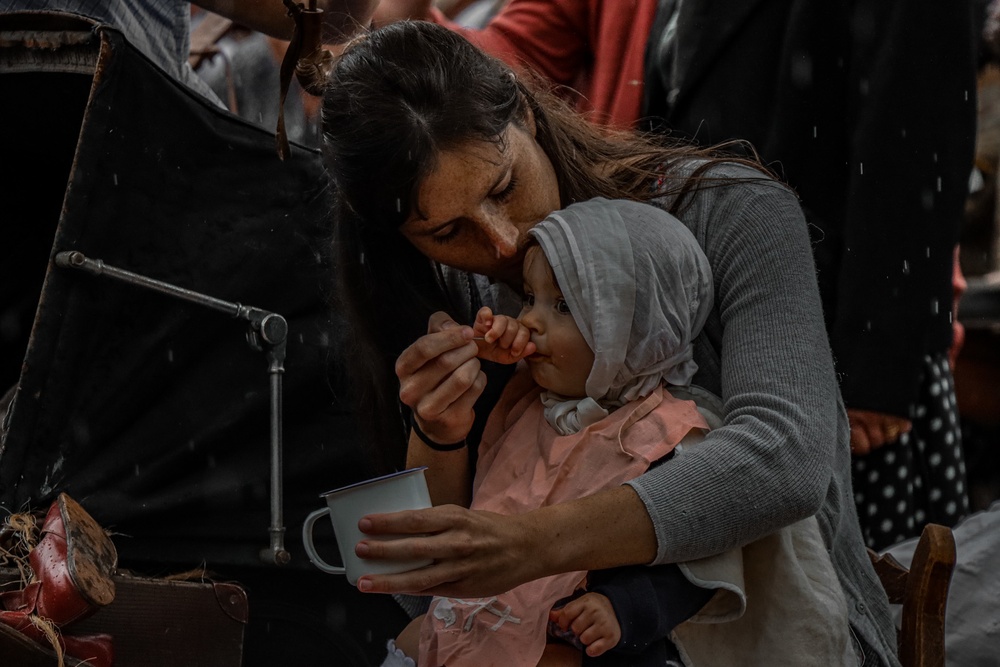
top-left (480, 217), bottom-right (519, 259)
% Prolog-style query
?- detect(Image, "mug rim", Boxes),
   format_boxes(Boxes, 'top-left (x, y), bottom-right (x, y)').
top-left (317, 465), bottom-right (429, 499)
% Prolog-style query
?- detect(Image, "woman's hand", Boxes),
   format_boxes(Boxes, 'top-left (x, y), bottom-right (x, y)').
top-left (355, 505), bottom-right (544, 597)
top-left (472, 306), bottom-right (536, 365)
top-left (353, 487), bottom-right (658, 597)
top-left (396, 312), bottom-right (486, 445)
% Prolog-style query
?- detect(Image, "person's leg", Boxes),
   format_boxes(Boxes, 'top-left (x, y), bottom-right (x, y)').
top-left (379, 617), bottom-right (421, 667)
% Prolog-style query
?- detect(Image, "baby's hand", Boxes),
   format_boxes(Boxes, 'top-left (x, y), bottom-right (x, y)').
top-left (472, 307), bottom-right (536, 365)
top-left (548, 592), bottom-right (621, 658)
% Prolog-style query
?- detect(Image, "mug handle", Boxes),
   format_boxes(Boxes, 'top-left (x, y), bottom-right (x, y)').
top-left (302, 508), bottom-right (347, 575)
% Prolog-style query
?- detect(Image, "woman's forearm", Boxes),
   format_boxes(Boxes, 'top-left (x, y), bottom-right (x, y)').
top-left (527, 485), bottom-right (658, 577)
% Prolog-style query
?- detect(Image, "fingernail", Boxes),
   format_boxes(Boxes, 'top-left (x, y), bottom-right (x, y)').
top-left (358, 517), bottom-right (372, 532)
top-left (461, 327), bottom-right (475, 340)
top-left (358, 578), bottom-right (373, 592)
top-left (356, 541), bottom-right (371, 557)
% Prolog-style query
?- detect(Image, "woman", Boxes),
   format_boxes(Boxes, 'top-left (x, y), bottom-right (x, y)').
top-left (321, 21), bottom-right (898, 666)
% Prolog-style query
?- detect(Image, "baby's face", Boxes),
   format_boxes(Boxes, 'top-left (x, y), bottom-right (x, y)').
top-left (518, 247), bottom-right (594, 398)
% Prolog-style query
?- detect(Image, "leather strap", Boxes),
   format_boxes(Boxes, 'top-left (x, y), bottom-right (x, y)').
top-left (277, 1), bottom-right (334, 160)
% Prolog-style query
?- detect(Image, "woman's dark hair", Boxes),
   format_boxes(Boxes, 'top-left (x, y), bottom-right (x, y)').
top-left (321, 21), bottom-right (773, 466)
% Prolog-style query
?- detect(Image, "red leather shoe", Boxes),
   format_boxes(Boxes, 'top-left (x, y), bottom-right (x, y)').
top-left (0, 493), bottom-right (117, 626)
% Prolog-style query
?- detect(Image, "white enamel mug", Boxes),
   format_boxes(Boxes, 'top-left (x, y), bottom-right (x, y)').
top-left (302, 466), bottom-right (433, 585)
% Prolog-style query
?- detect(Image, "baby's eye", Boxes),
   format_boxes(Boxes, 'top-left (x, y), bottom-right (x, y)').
top-left (556, 299), bottom-right (571, 315)
top-left (522, 293), bottom-right (535, 307)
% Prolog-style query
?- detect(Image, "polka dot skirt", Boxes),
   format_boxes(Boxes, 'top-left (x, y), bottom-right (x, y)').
top-left (851, 353), bottom-right (970, 551)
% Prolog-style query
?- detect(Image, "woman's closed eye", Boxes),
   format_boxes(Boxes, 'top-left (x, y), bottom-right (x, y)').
top-left (430, 223), bottom-right (461, 244)
top-left (490, 174), bottom-right (518, 204)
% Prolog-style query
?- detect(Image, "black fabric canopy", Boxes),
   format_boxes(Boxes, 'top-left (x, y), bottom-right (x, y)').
top-left (0, 11), bottom-right (381, 571)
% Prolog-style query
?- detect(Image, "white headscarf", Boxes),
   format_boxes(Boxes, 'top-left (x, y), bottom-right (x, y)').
top-left (528, 197), bottom-right (714, 434)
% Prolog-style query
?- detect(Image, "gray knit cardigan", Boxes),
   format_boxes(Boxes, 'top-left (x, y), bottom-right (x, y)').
top-left (626, 161), bottom-right (899, 666)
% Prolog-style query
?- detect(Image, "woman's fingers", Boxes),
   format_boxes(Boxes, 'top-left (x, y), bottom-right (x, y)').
top-left (355, 506), bottom-right (541, 598)
top-left (396, 328), bottom-right (475, 386)
top-left (394, 315), bottom-right (486, 442)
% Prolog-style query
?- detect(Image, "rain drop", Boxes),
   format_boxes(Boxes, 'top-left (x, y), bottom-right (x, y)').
top-left (858, 78), bottom-right (869, 95)
top-left (813, 126), bottom-right (817, 138)
top-left (360, 252), bottom-right (365, 265)
top-left (933, 152), bottom-right (938, 163)
top-left (396, 198), bottom-right (401, 213)
top-left (859, 162), bottom-right (864, 175)
top-left (134, 464), bottom-right (141, 476)
top-left (902, 260), bottom-right (910, 275)
top-left (936, 177), bottom-right (942, 193)
top-left (964, 90), bottom-right (969, 101)
top-left (113, 173), bottom-right (118, 186)
top-left (930, 299), bottom-right (939, 315)
top-left (167, 348), bottom-right (174, 363)
top-left (865, 320), bottom-right (872, 331)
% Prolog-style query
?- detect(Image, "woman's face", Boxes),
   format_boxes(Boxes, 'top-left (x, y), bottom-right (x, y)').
top-left (399, 120), bottom-right (560, 285)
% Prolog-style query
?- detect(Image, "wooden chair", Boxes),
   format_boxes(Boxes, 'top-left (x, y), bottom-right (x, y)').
top-left (867, 523), bottom-right (957, 667)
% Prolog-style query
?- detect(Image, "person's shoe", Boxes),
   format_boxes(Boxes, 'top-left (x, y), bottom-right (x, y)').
top-left (0, 493), bottom-right (117, 625)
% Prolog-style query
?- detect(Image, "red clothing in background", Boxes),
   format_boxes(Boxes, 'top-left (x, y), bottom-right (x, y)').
top-left (432, 0), bottom-right (657, 129)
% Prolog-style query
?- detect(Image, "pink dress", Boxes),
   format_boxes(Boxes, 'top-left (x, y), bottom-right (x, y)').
top-left (418, 368), bottom-right (708, 666)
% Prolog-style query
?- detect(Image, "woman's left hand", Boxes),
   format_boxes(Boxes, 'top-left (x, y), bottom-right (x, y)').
top-left (353, 486), bottom-right (658, 598)
top-left (354, 504), bottom-right (544, 598)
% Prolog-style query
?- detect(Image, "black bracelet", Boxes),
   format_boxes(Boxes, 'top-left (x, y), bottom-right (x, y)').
top-left (411, 420), bottom-right (467, 452)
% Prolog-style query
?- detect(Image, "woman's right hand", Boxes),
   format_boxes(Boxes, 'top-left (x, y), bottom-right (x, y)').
top-left (396, 311), bottom-right (486, 445)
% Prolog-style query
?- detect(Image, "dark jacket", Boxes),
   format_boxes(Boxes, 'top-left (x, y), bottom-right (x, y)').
top-left (645, 0), bottom-right (977, 416)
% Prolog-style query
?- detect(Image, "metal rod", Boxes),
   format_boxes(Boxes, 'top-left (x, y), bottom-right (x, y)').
top-left (55, 249), bottom-right (291, 566)
top-left (55, 251), bottom-right (248, 318)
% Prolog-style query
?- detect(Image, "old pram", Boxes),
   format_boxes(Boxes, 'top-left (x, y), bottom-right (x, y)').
top-left (0, 9), bottom-right (406, 665)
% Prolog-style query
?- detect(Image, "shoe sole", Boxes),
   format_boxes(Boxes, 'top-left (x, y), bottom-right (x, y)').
top-left (58, 493), bottom-right (117, 608)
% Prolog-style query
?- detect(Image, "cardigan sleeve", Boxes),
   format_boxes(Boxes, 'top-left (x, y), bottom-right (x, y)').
top-left (628, 172), bottom-right (840, 564)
